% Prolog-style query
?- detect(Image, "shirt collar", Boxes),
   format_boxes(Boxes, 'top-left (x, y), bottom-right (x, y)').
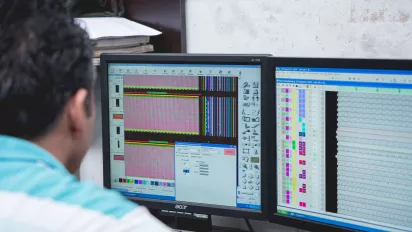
top-left (0, 135), bottom-right (68, 173)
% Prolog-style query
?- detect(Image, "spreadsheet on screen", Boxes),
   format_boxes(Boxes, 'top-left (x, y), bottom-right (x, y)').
top-left (275, 67), bottom-right (412, 232)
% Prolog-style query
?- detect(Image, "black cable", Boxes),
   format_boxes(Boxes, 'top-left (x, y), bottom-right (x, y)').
top-left (244, 218), bottom-right (254, 232)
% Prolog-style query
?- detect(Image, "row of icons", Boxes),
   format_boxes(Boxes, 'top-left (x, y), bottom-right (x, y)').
top-left (110, 68), bottom-right (243, 76)
top-left (240, 147), bottom-right (260, 156)
top-left (278, 84), bottom-right (321, 89)
top-left (240, 161), bottom-right (260, 170)
top-left (240, 183), bottom-right (260, 191)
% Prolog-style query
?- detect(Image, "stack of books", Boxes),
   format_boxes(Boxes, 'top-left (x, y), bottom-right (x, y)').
top-left (76, 17), bottom-right (161, 65)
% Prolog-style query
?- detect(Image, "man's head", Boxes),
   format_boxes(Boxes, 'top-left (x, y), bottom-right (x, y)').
top-left (0, 0), bottom-right (96, 173)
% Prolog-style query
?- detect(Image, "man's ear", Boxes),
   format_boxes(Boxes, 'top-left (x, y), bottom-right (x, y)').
top-left (67, 89), bottom-right (89, 139)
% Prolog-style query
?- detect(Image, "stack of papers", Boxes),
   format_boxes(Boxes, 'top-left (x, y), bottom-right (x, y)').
top-left (75, 17), bottom-right (162, 65)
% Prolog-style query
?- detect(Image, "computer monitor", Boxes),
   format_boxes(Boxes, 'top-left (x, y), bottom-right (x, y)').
top-left (100, 54), bottom-right (270, 219)
top-left (270, 58), bottom-right (412, 232)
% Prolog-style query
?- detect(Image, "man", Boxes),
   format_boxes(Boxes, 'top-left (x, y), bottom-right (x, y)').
top-left (0, 1), bottom-right (171, 231)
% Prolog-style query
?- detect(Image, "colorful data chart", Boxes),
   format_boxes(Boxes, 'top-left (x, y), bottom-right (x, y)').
top-left (124, 141), bottom-right (175, 180)
top-left (202, 96), bottom-right (237, 137)
top-left (200, 76), bottom-right (237, 92)
top-left (123, 93), bottom-right (200, 135)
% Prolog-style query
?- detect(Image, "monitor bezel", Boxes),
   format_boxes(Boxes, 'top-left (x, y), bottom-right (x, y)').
top-left (100, 53), bottom-right (272, 220)
top-left (268, 57), bottom-right (412, 232)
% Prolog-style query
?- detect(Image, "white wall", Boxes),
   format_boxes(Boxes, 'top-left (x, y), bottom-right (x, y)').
top-left (80, 0), bottom-right (412, 231)
top-left (186, 0), bottom-right (412, 59)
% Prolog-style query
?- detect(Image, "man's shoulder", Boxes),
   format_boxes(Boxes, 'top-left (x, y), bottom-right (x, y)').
top-left (0, 161), bottom-right (136, 218)
top-left (0, 161), bottom-right (171, 231)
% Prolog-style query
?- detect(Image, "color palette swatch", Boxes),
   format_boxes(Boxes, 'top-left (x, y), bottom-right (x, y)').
top-left (119, 178), bottom-right (175, 187)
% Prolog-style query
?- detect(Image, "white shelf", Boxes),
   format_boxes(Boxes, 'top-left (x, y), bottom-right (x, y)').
top-left (93, 58), bottom-right (100, 66)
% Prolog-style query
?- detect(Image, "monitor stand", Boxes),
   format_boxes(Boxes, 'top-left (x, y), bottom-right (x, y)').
top-left (152, 210), bottom-right (249, 232)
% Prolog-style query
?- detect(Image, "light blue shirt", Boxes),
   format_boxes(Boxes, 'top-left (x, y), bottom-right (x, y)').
top-left (0, 135), bottom-right (170, 232)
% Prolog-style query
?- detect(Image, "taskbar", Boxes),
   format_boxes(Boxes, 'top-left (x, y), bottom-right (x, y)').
top-left (276, 209), bottom-right (408, 232)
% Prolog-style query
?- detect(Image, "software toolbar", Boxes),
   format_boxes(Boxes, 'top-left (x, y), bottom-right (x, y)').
top-left (109, 64), bottom-right (252, 77)
top-left (276, 67), bottom-right (412, 84)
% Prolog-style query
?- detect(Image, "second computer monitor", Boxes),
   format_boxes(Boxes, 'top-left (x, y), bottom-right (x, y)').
top-left (101, 54), bottom-right (269, 218)
top-left (271, 58), bottom-right (412, 232)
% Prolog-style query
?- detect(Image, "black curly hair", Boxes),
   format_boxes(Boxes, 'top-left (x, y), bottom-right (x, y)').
top-left (0, 0), bottom-right (95, 139)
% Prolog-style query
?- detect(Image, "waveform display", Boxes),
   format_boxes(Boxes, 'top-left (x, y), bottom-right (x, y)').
top-left (124, 93), bottom-right (200, 134)
top-left (336, 91), bottom-right (412, 228)
top-left (200, 76), bottom-right (237, 92)
top-left (202, 96), bottom-right (237, 137)
top-left (124, 75), bottom-right (199, 90)
top-left (124, 141), bottom-right (175, 180)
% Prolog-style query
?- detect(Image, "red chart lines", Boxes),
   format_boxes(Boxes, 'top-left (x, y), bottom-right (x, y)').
top-left (124, 142), bottom-right (174, 180)
top-left (123, 93), bottom-right (200, 135)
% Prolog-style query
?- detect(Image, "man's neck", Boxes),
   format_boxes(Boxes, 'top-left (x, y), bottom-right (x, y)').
top-left (33, 133), bottom-right (71, 171)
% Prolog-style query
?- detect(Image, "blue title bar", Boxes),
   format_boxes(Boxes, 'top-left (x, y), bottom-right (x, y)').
top-left (119, 191), bottom-right (176, 201)
top-left (276, 67), bottom-right (412, 75)
top-left (276, 78), bottom-right (412, 89)
top-left (237, 203), bottom-right (261, 210)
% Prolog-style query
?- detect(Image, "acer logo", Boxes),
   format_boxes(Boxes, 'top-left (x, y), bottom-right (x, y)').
top-left (175, 205), bottom-right (188, 210)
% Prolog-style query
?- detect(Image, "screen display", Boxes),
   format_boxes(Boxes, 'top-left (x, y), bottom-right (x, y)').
top-left (108, 63), bottom-right (262, 211)
top-left (275, 67), bottom-right (412, 232)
